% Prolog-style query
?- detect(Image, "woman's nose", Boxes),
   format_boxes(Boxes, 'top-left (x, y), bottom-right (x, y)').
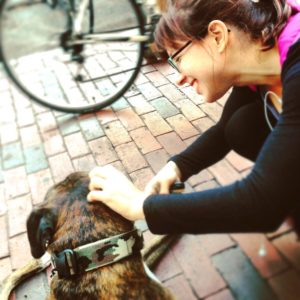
top-left (176, 74), bottom-right (187, 86)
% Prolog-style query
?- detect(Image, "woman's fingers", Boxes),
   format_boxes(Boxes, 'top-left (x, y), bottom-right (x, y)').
top-left (89, 176), bottom-right (106, 191)
top-left (89, 166), bottom-right (113, 179)
top-left (87, 190), bottom-right (105, 202)
top-left (144, 179), bottom-right (160, 195)
top-left (159, 182), bottom-right (171, 194)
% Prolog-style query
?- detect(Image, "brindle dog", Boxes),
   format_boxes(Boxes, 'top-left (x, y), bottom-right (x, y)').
top-left (26, 172), bottom-right (174, 300)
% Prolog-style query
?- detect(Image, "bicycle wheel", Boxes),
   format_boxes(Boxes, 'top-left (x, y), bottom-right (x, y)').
top-left (0, 0), bottom-right (145, 113)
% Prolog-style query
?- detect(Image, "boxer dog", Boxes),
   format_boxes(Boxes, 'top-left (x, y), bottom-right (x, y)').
top-left (26, 172), bottom-right (174, 300)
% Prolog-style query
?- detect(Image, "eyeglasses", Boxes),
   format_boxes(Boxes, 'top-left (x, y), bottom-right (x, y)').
top-left (168, 29), bottom-right (231, 72)
top-left (168, 40), bottom-right (192, 72)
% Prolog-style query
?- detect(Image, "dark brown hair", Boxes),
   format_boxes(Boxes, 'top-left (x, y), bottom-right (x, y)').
top-left (155, 0), bottom-right (292, 51)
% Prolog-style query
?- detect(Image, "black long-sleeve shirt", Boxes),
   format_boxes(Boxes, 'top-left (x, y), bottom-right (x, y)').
top-left (143, 40), bottom-right (300, 235)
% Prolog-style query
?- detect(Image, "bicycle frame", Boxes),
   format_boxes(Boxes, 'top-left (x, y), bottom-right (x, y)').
top-left (67, 0), bottom-right (152, 47)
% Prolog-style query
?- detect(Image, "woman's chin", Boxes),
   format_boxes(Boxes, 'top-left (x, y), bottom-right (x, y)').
top-left (202, 92), bottom-right (216, 103)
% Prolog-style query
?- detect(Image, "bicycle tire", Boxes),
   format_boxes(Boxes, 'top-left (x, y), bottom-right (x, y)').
top-left (0, 0), bottom-right (145, 113)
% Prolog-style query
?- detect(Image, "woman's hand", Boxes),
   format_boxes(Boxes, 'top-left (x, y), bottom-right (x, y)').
top-left (144, 161), bottom-right (182, 195)
top-left (87, 166), bottom-right (148, 221)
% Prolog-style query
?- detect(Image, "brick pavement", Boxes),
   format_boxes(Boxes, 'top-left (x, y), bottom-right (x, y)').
top-left (1, 61), bottom-right (300, 300)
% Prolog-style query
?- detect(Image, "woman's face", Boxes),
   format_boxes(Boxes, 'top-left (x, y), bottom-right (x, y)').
top-left (168, 36), bottom-right (234, 103)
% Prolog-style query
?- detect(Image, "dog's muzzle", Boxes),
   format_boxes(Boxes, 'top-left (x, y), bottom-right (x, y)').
top-left (51, 229), bottom-right (144, 278)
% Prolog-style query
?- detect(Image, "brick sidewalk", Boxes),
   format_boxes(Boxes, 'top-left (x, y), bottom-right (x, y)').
top-left (1, 62), bottom-right (300, 300)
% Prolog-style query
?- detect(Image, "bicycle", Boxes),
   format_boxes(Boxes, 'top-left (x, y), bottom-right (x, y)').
top-left (0, 0), bottom-right (161, 113)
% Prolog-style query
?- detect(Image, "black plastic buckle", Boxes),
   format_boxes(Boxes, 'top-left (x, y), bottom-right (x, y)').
top-left (51, 249), bottom-right (78, 278)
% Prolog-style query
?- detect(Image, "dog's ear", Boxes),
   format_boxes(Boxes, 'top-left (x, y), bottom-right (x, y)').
top-left (27, 207), bottom-right (57, 258)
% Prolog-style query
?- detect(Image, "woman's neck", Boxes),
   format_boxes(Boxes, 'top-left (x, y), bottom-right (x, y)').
top-left (233, 42), bottom-right (282, 88)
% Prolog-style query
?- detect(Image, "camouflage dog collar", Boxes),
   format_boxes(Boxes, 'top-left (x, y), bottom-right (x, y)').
top-left (51, 229), bottom-right (144, 278)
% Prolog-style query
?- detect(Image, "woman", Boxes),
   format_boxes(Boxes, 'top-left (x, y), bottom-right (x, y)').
top-left (88, 0), bottom-right (300, 236)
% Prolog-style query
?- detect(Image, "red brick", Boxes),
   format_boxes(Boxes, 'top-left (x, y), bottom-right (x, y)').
top-left (167, 114), bottom-right (199, 139)
top-left (134, 72), bottom-right (149, 85)
top-left (42, 129), bottom-right (65, 156)
top-left (208, 160), bottom-right (241, 186)
top-left (130, 127), bottom-right (161, 154)
top-left (184, 135), bottom-right (198, 146)
top-left (272, 232), bottom-right (300, 270)
top-left (200, 103), bottom-right (223, 123)
top-left (11, 88), bottom-right (35, 109)
top-left (9, 233), bottom-right (32, 270)
top-left (188, 169), bottom-right (214, 187)
top-left (192, 117), bottom-right (215, 133)
top-left (4, 167), bottom-right (30, 199)
top-left (63, 86), bottom-right (85, 103)
top-left (141, 64), bottom-right (156, 74)
top-left (0, 184), bottom-right (7, 215)
top-left (0, 78), bottom-right (10, 92)
top-left (194, 180), bottom-right (220, 191)
top-left (159, 84), bottom-right (185, 102)
top-left (8, 194), bottom-right (32, 237)
top-left (142, 112), bottom-right (172, 136)
top-left (232, 233), bottom-right (288, 278)
top-left (0, 103), bottom-right (16, 124)
top-left (64, 132), bottom-right (89, 158)
top-left (17, 107), bottom-right (35, 127)
top-left (145, 149), bottom-right (170, 173)
top-left (196, 234), bottom-right (235, 256)
top-left (116, 107), bottom-right (144, 131)
top-left (226, 151), bottom-right (253, 172)
top-left (103, 120), bottom-right (131, 146)
top-left (181, 86), bottom-right (204, 105)
top-left (267, 221), bottom-right (292, 239)
top-left (0, 215), bottom-right (9, 257)
top-left (20, 125), bottom-right (41, 147)
top-left (175, 99), bottom-right (206, 121)
top-left (145, 71), bottom-right (169, 87)
top-left (0, 257), bottom-right (12, 282)
top-left (32, 102), bottom-right (48, 114)
top-left (96, 109), bottom-right (118, 124)
top-left (164, 274), bottom-right (197, 300)
top-left (0, 123), bottom-right (18, 145)
top-left (48, 153), bottom-right (74, 183)
top-left (138, 82), bottom-right (162, 100)
top-left (115, 142), bottom-right (147, 173)
top-left (173, 235), bottom-right (226, 298)
top-left (156, 63), bottom-right (175, 76)
top-left (0, 91), bottom-right (12, 108)
top-left (269, 269), bottom-right (300, 300)
top-left (36, 111), bottom-right (57, 133)
top-left (73, 154), bottom-right (96, 172)
top-left (89, 137), bottom-right (118, 166)
top-left (129, 167), bottom-right (154, 190)
top-left (27, 169), bottom-right (54, 205)
top-left (153, 249), bottom-right (183, 282)
top-left (156, 132), bottom-right (187, 156)
top-left (127, 94), bottom-right (154, 115)
top-left (106, 160), bottom-right (127, 174)
top-left (205, 289), bottom-right (235, 300)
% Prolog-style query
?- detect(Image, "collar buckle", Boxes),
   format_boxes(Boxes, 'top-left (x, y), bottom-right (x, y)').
top-left (51, 249), bottom-right (78, 278)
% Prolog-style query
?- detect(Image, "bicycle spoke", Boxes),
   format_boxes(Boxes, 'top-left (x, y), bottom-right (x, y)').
top-left (0, 0), bottom-right (145, 113)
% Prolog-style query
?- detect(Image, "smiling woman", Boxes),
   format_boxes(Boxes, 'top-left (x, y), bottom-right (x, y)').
top-left (88, 0), bottom-right (300, 241)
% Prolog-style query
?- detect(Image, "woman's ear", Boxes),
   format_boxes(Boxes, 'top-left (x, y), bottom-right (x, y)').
top-left (26, 207), bottom-right (57, 258)
top-left (207, 20), bottom-right (230, 53)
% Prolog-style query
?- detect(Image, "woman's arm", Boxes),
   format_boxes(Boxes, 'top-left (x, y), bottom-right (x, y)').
top-left (171, 86), bottom-right (259, 181)
top-left (144, 46), bottom-right (300, 234)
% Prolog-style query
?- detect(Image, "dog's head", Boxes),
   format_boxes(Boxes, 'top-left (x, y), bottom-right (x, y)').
top-left (27, 172), bottom-right (134, 259)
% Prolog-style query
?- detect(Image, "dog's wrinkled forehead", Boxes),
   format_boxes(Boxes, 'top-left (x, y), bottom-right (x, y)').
top-left (44, 172), bottom-right (89, 207)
